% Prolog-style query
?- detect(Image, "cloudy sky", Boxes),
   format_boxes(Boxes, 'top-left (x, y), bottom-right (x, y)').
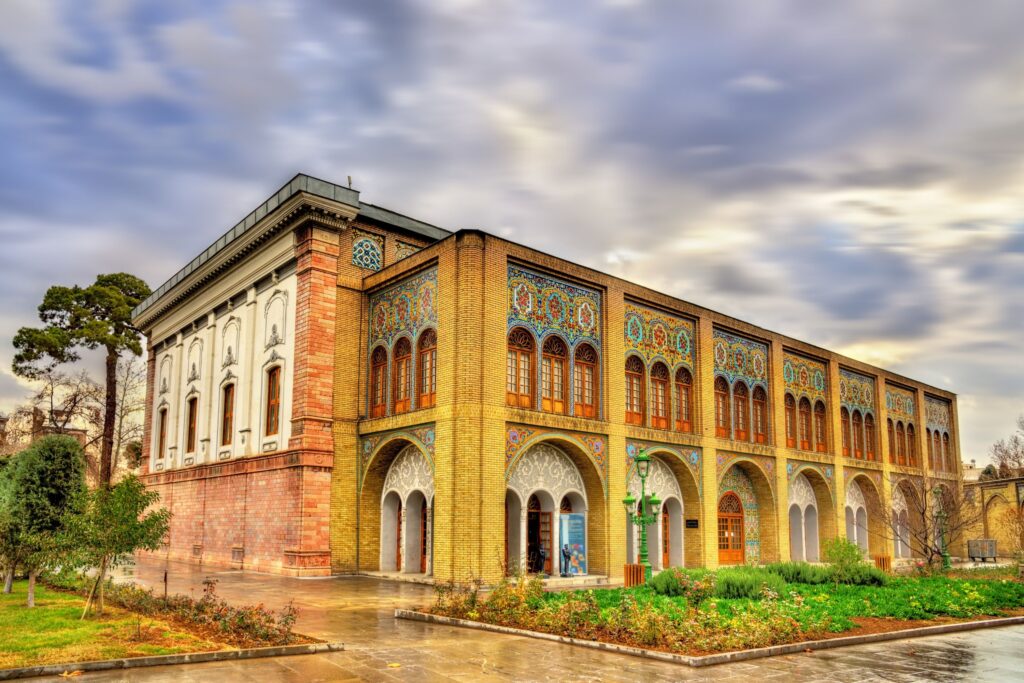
top-left (1, 1), bottom-right (1022, 462)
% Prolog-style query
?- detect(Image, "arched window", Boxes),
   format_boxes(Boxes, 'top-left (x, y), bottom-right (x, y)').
top-left (906, 424), bottom-right (917, 467)
top-left (650, 362), bottom-right (670, 429)
top-left (541, 336), bottom-right (568, 414)
top-left (573, 343), bottom-right (598, 418)
top-left (933, 431), bottom-right (943, 471)
top-left (942, 433), bottom-right (951, 471)
top-left (814, 401), bottom-right (827, 452)
top-left (157, 407), bottom-right (168, 460)
top-left (371, 346), bottom-right (388, 418)
top-left (185, 396), bottom-right (198, 453)
top-left (506, 328), bottom-right (534, 409)
top-left (798, 397), bottom-right (812, 450)
top-left (840, 407), bottom-right (851, 457)
top-left (734, 383), bottom-right (750, 441)
top-left (220, 383), bottom-right (235, 447)
top-left (753, 386), bottom-right (768, 444)
top-left (715, 377), bottom-right (730, 438)
top-left (888, 419), bottom-right (896, 463)
top-left (896, 422), bottom-right (906, 466)
top-left (625, 356), bottom-right (646, 426)
top-left (265, 366), bottom-right (282, 436)
top-left (675, 368), bottom-right (692, 432)
top-left (786, 394), bottom-right (797, 448)
top-left (418, 329), bottom-right (437, 409)
top-left (852, 410), bottom-right (864, 459)
top-left (865, 414), bottom-right (876, 460)
top-left (926, 428), bottom-right (934, 469)
top-left (393, 338), bottom-right (412, 414)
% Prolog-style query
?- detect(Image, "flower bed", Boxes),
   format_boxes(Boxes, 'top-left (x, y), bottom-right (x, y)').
top-left (430, 564), bottom-right (1024, 656)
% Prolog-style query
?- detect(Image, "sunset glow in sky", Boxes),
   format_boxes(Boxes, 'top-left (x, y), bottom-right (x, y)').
top-left (1, 1), bottom-right (1023, 462)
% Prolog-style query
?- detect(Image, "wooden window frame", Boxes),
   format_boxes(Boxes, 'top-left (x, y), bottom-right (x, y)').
top-left (840, 407), bottom-right (851, 457)
top-left (157, 407), bottom-right (168, 459)
top-left (650, 363), bottom-right (670, 430)
top-left (418, 329), bottom-right (437, 409)
top-left (797, 397), bottom-right (811, 451)
top-left (852, 410), bottom-right (864, 459)
top-left (185, 396), bottom-right (198, 453)
top-left (752, 386), bottom-right (767, 444)
top-left (625, 356), bottom-right (645, 426)
top-left (888, 419), bottom-right (896, 464)
top-left (675, 368), bottom-right (693, 433)
top-left (393, 338), bottom-right (412, 414)
top-left (734, 383), bottom-right (750, 442)
top-left (506, 328), bottom-right (535, 409)
top-left (370, 346), bottom-right (388, 418)
top-left (813, 401), bottom-right (827, 453)
top-left (265, 366), bottom-right (281, 437)
top-left (714, 377), bottom-right (730, 438)
top-left (865, 414), bottom-right (876, 461)
top-left (573, 343), bottom-right (598, 419)
top-left (786, 394), bottom-right (798, 448)
top-left (541, 337), bottom-right (568, 415)
top-left (907, 424), bottom-right (917, 467)
top-left (220, 383), bottom-right (235, 447)
top-left (896, 421), bottom-right (906, 466)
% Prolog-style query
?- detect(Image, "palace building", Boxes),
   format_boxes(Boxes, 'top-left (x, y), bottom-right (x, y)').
top-left (134, 174), bottom-right (963, 581)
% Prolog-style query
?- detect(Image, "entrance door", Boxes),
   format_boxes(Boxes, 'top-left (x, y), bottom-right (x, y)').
top-left (419, 504), bottom-right (428, 573)
top-left (661, 508), bottom-right (671, 568)
top-left (717, 492), bottom-right (744, 565)
top-left (526, 501), bottom-right (553, 574)
top-left (395, 499), bottom-right (403, 572)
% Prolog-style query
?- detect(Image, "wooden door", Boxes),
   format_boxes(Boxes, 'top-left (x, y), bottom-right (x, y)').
top-left (661, 509), bottom-right (671, 568)
top-left (419, 504), bottom-right (428, 573)
top-left (717, 493), bottom-right (744, 565)
top-left (539, 512), bottom-right (552, 574)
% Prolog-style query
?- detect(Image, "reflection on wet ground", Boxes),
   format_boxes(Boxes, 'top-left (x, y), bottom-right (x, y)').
top-left (48, 558), bottom-right (1024, 682)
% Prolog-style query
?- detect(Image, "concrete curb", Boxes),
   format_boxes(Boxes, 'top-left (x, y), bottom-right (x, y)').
top-left (0, 641), bottom-right (345, 680)
top-left (395, 609), bottom-right (1024, 668)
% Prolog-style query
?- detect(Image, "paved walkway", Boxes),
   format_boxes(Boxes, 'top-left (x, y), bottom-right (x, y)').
top-left (46, 559), bottom-right (1024, 682)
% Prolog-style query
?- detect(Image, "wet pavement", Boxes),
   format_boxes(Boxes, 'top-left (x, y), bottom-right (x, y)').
top-left (39, 558), bottom-right (1024, 682)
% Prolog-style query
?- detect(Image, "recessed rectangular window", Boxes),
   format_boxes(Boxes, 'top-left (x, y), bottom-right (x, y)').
top-left (221, 383), bottom-right (235, 446)
top-left (185, 397), bottom-right (198, 453)
top-left (157, 408), bottom-right (168, 458)
top-left (266, 367), bottom-right (281, 437)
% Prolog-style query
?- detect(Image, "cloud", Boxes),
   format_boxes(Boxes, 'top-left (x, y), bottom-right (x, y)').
top-left (0, 1), bottom-right (1022, 460)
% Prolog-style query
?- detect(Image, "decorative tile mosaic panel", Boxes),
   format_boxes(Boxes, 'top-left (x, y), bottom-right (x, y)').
top-left (786, 460), bottom-right (835, 502)
top-left (713, 329), bottom-right (768, 388)
top-left (352, 229), bottom-right (384, 271)
top-left (718, 466), bottom-right (760, 564)
top-left (925, 397), bottom-right (951, 433)
top-left (359, 424), bottom-right (435, 486)
top-left (368, 267), bottom-right (437, 350)
top-left (716, 452), bottom-right (776, 499)
top-left (507, 265), bottom-right (600, 347)
top-left (505, 424), bottom-right (607, 492)
top-left (623, 303), bottom-right (695, 370)
top-left (886, 385), bottom-right (916, 423)
top-left (395, 241), bottom-right (421, 260)
top-left (839, 368), bottom-right (876, 415)
top-left (625, 440), bottom-right (702, 495)
top-left (783, 352), bottom-right (827, 403)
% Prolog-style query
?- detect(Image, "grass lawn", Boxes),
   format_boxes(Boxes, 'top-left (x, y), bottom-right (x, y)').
top-left (0, 581), bottom-right (231, 670)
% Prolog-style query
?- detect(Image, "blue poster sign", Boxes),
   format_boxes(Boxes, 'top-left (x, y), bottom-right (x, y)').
top-left (559, 513), bottom-right (587, 575)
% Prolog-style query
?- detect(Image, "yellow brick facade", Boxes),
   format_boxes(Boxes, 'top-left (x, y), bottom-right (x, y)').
top-left (343, 229), bottom-right (963, 584)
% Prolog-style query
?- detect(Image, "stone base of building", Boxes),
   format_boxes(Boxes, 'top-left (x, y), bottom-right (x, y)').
top-left (141, 450), bottom-right (332, 578)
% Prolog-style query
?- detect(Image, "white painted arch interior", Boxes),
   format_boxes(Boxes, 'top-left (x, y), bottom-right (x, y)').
top-left (788, 472), bottom-right (820, 562)
top-left (380, 444), bottom-right (434, 575)
top-left (625, 457), bottom-right (684, 570)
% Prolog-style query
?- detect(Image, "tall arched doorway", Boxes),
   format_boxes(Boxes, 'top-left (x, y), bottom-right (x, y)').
top-left (788, 472), bottom-right (819, 562)
top-left (626, 457), bottom-right (684, 570)
top-left (845, 479), bottom-right (869, 553)
top-left (718, 492), bottom-right (744, 565)
top-left (380, 444), bottom-right (435, 575)
top-left (507, 443), bottom-right (590, 576)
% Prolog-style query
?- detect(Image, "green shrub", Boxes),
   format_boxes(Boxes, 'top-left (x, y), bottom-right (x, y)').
top-left (843, 562), bottom-right (888, 586)
top-left (823, 538), bottom-right (865, 585)
top-left (714, 567), bottom-right (787, 599)
top-left (648, 567), bottom-right (716, 605)
top-left (764, 562), bottom-right (831, 585)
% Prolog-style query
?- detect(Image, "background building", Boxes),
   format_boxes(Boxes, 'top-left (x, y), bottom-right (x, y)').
top-left (134, 174), bottom-right (963, 580)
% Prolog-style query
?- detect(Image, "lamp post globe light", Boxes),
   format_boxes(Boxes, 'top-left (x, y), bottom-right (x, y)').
top-left (623, 449), bottom-right (660, 582)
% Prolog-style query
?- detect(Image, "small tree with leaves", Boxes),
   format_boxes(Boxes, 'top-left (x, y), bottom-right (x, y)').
top-left (12, 274), bottom-right (150, 488)
top-left (0, 462), bottom-right (23, 594)
top-left (64, 475), bottom-right (170, 617)
top-left (9, 435), bottom-right (86, 607)
top-left (990, 415), bottom-right (1024, 478)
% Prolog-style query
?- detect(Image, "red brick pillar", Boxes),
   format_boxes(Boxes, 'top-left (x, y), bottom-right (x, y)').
top-left (290, 222), bottom-right (341, 453)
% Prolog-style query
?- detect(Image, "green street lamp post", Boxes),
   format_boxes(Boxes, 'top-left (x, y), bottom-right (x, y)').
top-left (623, 450), bottom-right (661, 583)
top-left (933, 486), bottom-right (952, 570)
